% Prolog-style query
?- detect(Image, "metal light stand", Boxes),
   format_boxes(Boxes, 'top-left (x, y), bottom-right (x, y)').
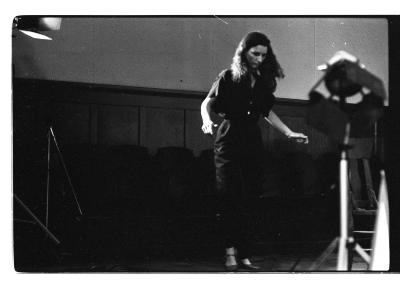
top-left (307, 52), bottom-right (387, 271)
top-left (307, 59), bottom-right (385, 271)
top-left (310, 122), bottom-right (371, 271)
top-left (337, 123), bottom-right (371, 270)
top-left (13, 17), bottom-right (79, 248)
top-left (14, 126), bottom-right (83, 245)
top-left (13, 194), bottom-right (61, 245)
top-left (45, 126), bottom-right (83, 226)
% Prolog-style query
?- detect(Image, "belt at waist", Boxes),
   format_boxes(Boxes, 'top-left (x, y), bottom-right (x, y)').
top-left (223, 116), bottom-right (259, 123)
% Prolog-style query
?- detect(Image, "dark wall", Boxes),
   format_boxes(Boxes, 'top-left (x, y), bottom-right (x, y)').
top-left (13, 77), bottom-right (381, 202)
top-left (13, 78), bottom-right (357, 156)
top-left (13, 78), bottom-right (385, 269)
top-left (386, 16), bottom-right (400, 271)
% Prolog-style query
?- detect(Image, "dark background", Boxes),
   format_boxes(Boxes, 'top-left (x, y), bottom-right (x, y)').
top-left (12, 16), bottom-right (400, 272)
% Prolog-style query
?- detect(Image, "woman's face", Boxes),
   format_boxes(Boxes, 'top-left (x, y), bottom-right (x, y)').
top-left (245, 45), bottom-right (268, 71)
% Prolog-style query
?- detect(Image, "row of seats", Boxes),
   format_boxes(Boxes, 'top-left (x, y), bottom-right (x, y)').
top-left (14, 144), bottom-right (217, 217)
top-left (15, 142), bottom-right (381, 215)
top-left (14, 143), bottom-right (346, 217)
top-left (13, 142), bottom-right (382, 267)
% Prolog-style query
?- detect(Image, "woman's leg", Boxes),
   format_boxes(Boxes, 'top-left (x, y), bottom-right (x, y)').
top-left (234, 152), bottom-right (263, 268)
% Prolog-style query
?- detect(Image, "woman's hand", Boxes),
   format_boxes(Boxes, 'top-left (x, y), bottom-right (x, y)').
top-left (286, 132), bottom-right (309, 144)
top-left (201, 120), bottom-right (218, 135)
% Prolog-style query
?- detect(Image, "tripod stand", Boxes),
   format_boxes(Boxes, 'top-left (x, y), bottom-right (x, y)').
top-left (45, 126), bottom-right (83, 226)
top-left (14, 126), bottom-right (83, 245)
top-left (306, 51), bottom-right (387, 271)
top-left (310, 122), bottom-right (371, 271)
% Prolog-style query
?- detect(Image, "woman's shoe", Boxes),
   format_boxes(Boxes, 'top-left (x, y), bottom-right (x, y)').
top-left (225, 254), bottom-right (238, 271)
top-left (225, 247), bottom-right (238, 272)
top-left (239, 258), bottom-right (260, 271)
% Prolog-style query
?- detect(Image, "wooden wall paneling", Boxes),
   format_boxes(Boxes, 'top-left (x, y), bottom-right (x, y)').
top-left (347, 137), bottom-right (374, 159)
top-left (140, 107), bottom-right (185, 154)
top-left (266, 115), bottom-right (308, 155)
top-left (273, 101), bottom-right (308, 118)
top-left (284, 116), bottom-right (310, 153)
top-left (50, 102), bottom-right (91, 145)
top-left (273, 103), bottom-right (337, 159)
top-left (306, 127), bottom-right (336, 159)
top-left (83, 89), bottom-right (202, 111)
top-left (16, 78), bottom-right (375, 161)
top-left (96, 105), bottom-right (139, 146)
top-left (184, 109), bottom-right (214, 156)
top-left (13, 97), bottom-right (47, 146)
top-left (89, 104), bottom-right (98, 145)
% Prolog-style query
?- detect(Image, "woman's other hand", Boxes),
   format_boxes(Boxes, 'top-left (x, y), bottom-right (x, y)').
top-left (287, 132), bottom-right (309, 144)
top-left (201, 120), bottom-right (218, 135)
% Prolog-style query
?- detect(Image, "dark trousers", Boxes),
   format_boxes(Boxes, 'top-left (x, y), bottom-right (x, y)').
top-left (214, 119), bottom-right (264, 258)
top-left (216, 161), bottom-right (261, 259)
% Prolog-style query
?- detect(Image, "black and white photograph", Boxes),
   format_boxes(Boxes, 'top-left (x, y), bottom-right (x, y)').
top-left (9, 12), bottom-right (400, 274)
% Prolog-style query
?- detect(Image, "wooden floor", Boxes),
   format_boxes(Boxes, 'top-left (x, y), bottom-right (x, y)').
top-left (13, 196), bottom-right (381, 273)
top-left (92, 253), bottom-right (369, 272)
top-left (16, 241), bottom-right (371, 273)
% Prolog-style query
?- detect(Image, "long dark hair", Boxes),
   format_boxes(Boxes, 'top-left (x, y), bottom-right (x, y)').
top-left (231, 31), bottom-right (284, 91)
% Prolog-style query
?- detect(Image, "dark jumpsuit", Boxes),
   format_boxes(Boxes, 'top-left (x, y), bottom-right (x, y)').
top-left (206, 69), bottom-right (276, 258)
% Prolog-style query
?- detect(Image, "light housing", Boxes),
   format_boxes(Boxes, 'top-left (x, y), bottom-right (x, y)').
top-left (13, 16), bottom-right (62, 40)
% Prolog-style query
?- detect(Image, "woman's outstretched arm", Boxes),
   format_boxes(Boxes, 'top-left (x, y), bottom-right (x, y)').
top-left (264, 110), bottom-right (309, 143)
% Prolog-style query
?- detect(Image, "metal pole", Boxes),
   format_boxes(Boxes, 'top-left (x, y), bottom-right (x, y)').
top-left (337, 122), bottom-right (351, 270)
top-left (14, 194), bottom-right (61, 245)
top-left (49, 127), bottom-right (83, 215)
top-left (337, 156), bottom-right (349, 270)
top-left (46, 129), bottom-right (51, 227)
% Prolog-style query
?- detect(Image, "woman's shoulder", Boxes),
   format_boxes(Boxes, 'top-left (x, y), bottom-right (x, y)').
top-left (216, 68), bottom-right (233, 81)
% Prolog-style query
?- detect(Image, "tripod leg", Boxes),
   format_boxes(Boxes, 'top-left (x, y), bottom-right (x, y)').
top-left (309, 237), bottom-right (339, 271)
top-left (348, 190), bottom-right (355, 270)
top-left (14, 194), bottom-right (61, 245)
top-left (337, 145), bottom-right (350, 271)
top-left (354, 243), bottom-right (371, 264)
top-left (46, 130), bottom-right (51, 228)
top-left (49, 127), bottom-right (83, 215)
top-left (337, 237), bottom-right (349, 270)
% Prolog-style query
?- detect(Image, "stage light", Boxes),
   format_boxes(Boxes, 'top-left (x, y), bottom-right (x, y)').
top-left (13, 16), bottom-right (62, 40)
top-left (324, 60), bottom-right (363, 97)
top-left (18, 30), bottom-right (52, 40)
top-left (307, 51), bottom-right (386, 142)
top-left (307, 51), bottom-right (388, 271)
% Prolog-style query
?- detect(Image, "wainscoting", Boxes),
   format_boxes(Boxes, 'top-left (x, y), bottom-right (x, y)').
top-left (14, 78), bottom-right (358, 156)
top-left (13, 77), bottom-right (384, 200)
top-left (14, 77), bottom-right (385, 200)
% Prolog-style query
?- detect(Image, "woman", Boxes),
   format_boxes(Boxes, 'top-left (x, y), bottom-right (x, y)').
top-left (201, 31), bottom-right (308, 271)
